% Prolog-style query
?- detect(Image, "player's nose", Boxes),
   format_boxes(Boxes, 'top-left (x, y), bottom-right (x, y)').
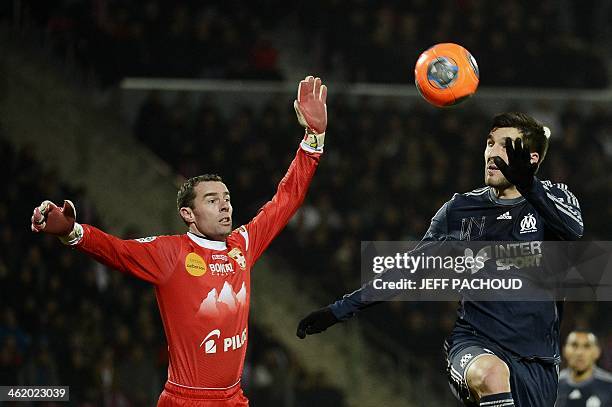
top-left (489, 143), bottom-right (505, 157)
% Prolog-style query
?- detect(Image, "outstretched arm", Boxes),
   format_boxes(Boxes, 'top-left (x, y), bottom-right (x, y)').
top-left (31, 200), bottom-right (180, 285)
top-left (245, 76), bottom-right (328, 263)
top-left (297, 200), bottom-right (452, 338)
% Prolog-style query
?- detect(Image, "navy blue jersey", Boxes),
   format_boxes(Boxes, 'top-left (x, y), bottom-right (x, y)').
top-left (557, 367), bottom-right (612, 406)
top-left (330, 178), bottom-right (583, 359)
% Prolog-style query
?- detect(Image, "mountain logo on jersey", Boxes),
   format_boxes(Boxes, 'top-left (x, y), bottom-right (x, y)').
top-left (519, 213), bottom-right (538, 234)
top-left (228, 247), bottom-right (247, 270)
top-left (197, 281), bottom-right (247, 318)
top-left (185, 253), bottom-right (207, 276)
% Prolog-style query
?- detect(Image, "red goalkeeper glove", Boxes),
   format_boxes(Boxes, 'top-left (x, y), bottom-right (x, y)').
top-left (31, 200), bottom-right (82, 244)
top-left (294, 75), bottom-right (327, 153)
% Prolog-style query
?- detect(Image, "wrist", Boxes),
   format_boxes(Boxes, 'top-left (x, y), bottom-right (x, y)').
top-left (58, 223), bottom-right (84, 245)
top-left (300, 129), bottom-right (325, 153)
top-left (516, 176), bottom-right (535, 192)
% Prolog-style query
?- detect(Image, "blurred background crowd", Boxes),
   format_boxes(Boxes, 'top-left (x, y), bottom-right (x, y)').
top-left (8, 0), bottom-right (611, 87)
top-left (1, 0), bottom-right (612, 406)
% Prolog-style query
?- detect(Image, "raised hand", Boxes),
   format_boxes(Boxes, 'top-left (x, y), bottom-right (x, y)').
top-left (493, 138), bottom-right (537, 190)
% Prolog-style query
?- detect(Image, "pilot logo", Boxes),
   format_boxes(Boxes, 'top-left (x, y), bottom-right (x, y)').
top-left (224, 328), bottom-right (248, 352)
top-left (199, 328), bottom-right (247, 354)
top-left (185, 253), bottom-right (207, 277)
top-left (520, 213), bottom-right (537, 234)
top-left (200, 329), bottom-right (220, 354)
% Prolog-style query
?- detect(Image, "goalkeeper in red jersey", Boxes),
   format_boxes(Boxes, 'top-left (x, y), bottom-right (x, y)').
top-left (30, 76), bottom-right (328, 406)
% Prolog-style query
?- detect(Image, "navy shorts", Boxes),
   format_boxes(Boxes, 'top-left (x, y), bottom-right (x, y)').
top-left (444, 330), bottom-right (559, 407)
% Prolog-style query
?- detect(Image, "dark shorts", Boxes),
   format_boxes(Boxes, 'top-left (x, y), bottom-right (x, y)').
top-left (444, 330), bottom-right (559, 407)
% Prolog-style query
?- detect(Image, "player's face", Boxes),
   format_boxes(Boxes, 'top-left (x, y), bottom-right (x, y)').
top-left (483, 127), bottom-right (522, 189)
top-left (563, 332), bottom-right (601, 374)
top-left (189, 181), bottom-right (233, 240)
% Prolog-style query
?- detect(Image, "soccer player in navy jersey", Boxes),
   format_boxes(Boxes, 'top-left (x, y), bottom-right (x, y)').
top-left (557, 330), bottom-right (612, 407)
top-left (297, 112), bottom-right (584, 406)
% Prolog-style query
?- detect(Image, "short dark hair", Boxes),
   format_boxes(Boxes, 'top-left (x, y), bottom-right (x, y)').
top-left (177, 174), bottom-right (224, 215)
top-left (490, 112), bottom-right (550, 169)
top-left (566, 329), bottom-right (599, 347)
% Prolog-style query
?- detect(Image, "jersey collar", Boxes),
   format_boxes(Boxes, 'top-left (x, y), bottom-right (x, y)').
top-left (488, 188), bottom-right (525, 206)
top-left (187, 232), bottom-right (227, 251)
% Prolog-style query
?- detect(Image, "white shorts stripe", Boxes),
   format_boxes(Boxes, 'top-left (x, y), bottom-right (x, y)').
top-left (167, 378), bottom-right (241, 391)
top-left (480, 398), bottom-right (514, 406)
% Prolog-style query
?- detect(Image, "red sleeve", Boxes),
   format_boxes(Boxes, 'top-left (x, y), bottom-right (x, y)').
top-left (74, 224), bottom-right (181, 285)
top-left (245, 147), bottom-right (321, 263)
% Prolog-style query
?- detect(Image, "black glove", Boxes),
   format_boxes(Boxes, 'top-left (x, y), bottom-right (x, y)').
top-left (493, 137), bottom-right (537, 190)
top-left (296, 306), bottom-right (339, 339)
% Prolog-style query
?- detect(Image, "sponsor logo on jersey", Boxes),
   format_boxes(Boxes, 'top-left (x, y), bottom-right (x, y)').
top-left (228, 248), bottom-right (247, 270)
top-left (199, 328), bottom-right (247, 355)
top-left (496, 211), bottom-right (512, 220)
top-left (494, 241), bottom-right (543, 270)
top-left (519, 213), bottom-right (537, 234)
top-left (211, 254), bottom-right (228, 261)
top-left (209, 262), bottom-right (234, 276)
top-left (185, 253), bottom-right (207, 277)
top-left (134, 236), bottom-right (157, 243)
top-left (200, 329), bottom-right (220, 354)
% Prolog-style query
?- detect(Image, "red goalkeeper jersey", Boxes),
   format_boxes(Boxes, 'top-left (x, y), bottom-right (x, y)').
top-left (71, 147), bottom-right (320, 391)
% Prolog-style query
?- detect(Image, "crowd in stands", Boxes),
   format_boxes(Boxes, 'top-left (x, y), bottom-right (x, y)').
top-left (9, 0), bottom-right (610, 87)
top-left (3, 0), bottom-right (612, 404)
top-left (301, 0), bottom-right (610, 87)
top-left (18, 1), bottom-right (289, 86)
top-left (133, 92), bottom-right (612, 398)
top-left (0, 133), bottom-right (345, 406)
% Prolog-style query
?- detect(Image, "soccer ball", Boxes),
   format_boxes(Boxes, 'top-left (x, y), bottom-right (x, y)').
top-left (414, 43), bottom-right (479, 107)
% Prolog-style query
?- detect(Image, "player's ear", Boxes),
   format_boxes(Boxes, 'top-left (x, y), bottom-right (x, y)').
top-left (179, 207), bottom-right (195, 224)
top-left (530, 151), bottom-right (540, 165)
